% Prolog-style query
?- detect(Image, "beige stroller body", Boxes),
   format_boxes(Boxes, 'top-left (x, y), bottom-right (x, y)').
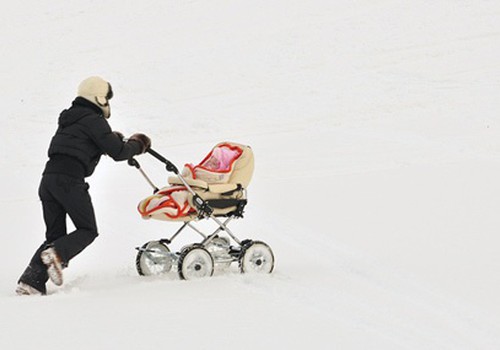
top-left (131, 142), bottom-right (274, 280)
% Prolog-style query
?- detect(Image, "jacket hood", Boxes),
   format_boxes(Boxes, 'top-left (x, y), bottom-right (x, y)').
top-left (58, 97), bottom-right (103, 127)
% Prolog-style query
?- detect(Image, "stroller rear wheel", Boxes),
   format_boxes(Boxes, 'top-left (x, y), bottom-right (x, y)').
top-left (136, 241), bottom-right (173, 276)
top-left (206, 236), bottom-right (232, 269)
top-left (239, 240), bottom-right (275, 274)
top-left (178, 245), bottom-right (214, 280)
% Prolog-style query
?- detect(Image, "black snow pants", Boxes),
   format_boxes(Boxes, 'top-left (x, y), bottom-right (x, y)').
top-left (18, 174), bottom-right (98, 294)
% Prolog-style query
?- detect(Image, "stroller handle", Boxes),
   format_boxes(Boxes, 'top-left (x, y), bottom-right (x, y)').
top-left (147, 148), bottom-right (179, 174)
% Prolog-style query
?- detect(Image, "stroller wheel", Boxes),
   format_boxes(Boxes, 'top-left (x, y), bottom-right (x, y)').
top-left (206, 237), bottom-right (232, 269)
top-left (136, 241), bottom-right (173, 276)
top-left (178, 245), bottom-right (214, 280)
top-left (239, 240), bottom-right (275, 274)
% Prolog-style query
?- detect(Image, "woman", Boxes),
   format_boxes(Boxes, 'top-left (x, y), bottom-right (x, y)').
top-left (16, 76), bottom-right (151, 295)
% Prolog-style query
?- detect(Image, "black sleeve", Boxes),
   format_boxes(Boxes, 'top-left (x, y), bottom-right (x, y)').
top-left (83, 115), bottom-right (142, 161)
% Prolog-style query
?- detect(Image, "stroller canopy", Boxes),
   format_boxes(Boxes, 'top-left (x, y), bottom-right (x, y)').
top-left (182, 142), bottom-right (254, 188)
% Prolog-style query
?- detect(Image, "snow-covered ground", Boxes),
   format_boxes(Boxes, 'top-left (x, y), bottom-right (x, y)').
top-left (1, 0), bottom-right (500, 348)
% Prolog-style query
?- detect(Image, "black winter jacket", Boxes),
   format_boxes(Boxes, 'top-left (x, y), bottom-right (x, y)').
top-left (44, 97), bottom-right (142, 178)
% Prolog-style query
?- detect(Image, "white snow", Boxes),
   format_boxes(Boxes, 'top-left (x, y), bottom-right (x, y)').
top-left (1, 0), bottom-right (500, 349)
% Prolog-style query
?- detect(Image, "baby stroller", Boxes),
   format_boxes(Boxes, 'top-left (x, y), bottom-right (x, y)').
top-left (130, 142), bottom-right (275, 280)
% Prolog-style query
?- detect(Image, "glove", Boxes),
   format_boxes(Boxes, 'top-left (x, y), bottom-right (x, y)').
top-left (113, 131), bottom-right (125, 141)
top-left (128, 133), bottom-right (151, 154)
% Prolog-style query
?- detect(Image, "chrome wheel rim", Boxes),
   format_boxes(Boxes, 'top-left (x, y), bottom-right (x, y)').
top-left (139, 241), bottom-right (172, 275)
top-left (181, 248), bottom-right (214, 279)
top-left (241, 242), bottom-right (274, 273)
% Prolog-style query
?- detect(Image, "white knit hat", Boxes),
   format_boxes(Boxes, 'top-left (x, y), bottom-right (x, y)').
top-left (77, 76), bottom-right (113, 118)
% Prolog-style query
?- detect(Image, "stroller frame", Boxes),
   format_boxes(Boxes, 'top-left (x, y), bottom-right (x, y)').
top-left (130, 148), bottom-right (275, 280)
top-left (158, 216), bottom-right (240, 246)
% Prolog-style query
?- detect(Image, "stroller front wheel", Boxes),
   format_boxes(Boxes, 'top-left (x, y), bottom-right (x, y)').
top-left (239, 240), bottom-right (275, 274)
top-left (136, 241), bottom-right (173, 276)
top-left (178, 245), bottom-right (215, 280)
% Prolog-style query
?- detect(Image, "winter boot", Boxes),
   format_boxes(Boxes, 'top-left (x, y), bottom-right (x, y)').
top-left (41, 247), bottom-right (63, 286)
top-left (15, 282), bottom-right (43, 296)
